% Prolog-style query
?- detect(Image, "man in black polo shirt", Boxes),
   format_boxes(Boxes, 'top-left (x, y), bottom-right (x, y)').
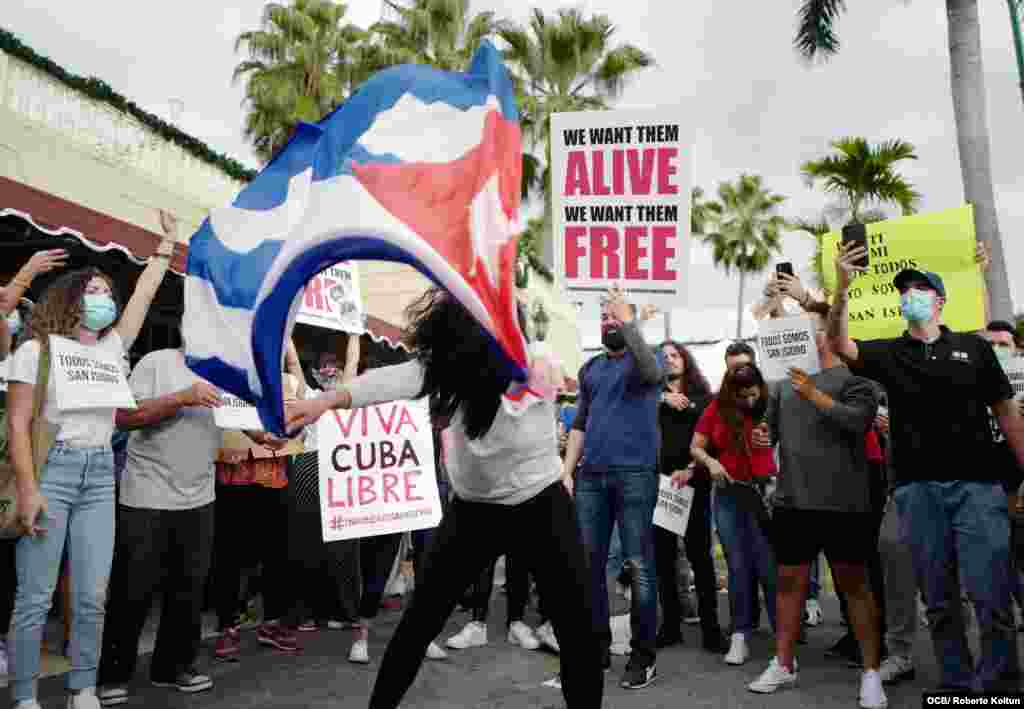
top-left (828, 242), bottom-right (1024, 692)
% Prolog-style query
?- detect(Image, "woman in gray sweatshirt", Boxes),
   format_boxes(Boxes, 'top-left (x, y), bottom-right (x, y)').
top-left (285, 288), bottom-right (603, 709)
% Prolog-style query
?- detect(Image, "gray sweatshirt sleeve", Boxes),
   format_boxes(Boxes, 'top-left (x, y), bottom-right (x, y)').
top-left (346, 360), bottom-right (426, 409)
top-left (819, 376), bottom-right (878, 435)
top-left (621, 321), bottom-right (660, 385)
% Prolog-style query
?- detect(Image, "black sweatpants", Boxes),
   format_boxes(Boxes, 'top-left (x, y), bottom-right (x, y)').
top-left (99, 503), bottom-right (214, 685)
top-left (368, 482), bottom-right (603, 709)
top-left (468, 552), bottom-right (531, 626)
top-left (654, 480), bottom-right (721, 639)
top-left (213, 484), bottom-right (289, 629)
top-left (358, 533), bottom-right (403, 620)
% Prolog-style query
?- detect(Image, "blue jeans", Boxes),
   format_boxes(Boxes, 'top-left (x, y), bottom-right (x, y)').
top-left (576, 467), bottom-right (658, 663)
top-left (713, 486), bottom-right (776, 635)
top-left (11, 444), bottom-right (115, 702)
top-left (808, 555), bottom-right (820, 600)
top-left (894, 481), bottom-right (1013, 691)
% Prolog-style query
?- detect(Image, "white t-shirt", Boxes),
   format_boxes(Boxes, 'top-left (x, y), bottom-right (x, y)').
top-left (8, 332), bottom-right (125, 448)
top-left (120, 349), bottom-right (221, 510)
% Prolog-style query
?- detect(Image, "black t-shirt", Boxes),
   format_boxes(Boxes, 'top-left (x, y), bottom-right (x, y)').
top-left (658, 390), bottom-right (710, 481)
top-left (852, 326), bottom-right (1014, 486)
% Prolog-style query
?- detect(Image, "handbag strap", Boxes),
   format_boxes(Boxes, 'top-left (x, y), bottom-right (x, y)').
top-left (28, 340), bottom-right (51, 482)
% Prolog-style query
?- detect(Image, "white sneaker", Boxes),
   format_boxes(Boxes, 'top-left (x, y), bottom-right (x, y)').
top-left (536, 621), bottom-right (560, 654)
top-left (446, 621), bottom-right (487, 649)
top-left (348, 638), bottom-right (370, 664)
top-left (803, 598), bottom-right (823, 627)
top-left (724, 633), bottom-right (749, 665)
top-left (425, 641), bottom-right (448, 660)
top-left (97, 686), bottom-right (129, 707)
top-left (67, 688), bottom-right (102, 709)
top-left (859, 669), bottom-right (888, 709)
top-left (877, 655), bottom-right (915, 684)
top-left (748, 657), bottom-right (798, 693)
top-left (507, 621), bottom-right (541, 650)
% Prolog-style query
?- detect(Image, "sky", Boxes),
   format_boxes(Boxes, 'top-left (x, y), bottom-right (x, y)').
top-left (4, 0), bottom-right (1023, 338)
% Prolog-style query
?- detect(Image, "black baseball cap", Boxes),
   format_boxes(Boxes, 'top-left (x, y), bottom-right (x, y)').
top-left (893, 269), bottom-right (946, 298)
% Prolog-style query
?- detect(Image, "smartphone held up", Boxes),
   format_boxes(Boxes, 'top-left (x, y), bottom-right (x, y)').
top-left (841, 223), bottom-right (869, 269)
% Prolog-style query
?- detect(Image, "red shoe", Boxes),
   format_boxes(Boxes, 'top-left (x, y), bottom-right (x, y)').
top-left (214, 628), bottom-right (241, 661)
top-left (381, 597), bottom-right (402, 611)
top-left (257, 623), bottom-right (301, 654)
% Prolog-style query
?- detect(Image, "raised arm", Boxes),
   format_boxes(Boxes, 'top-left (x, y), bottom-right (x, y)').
top-left (115, 210), bottom-right (177, 350)
top-left (827, 242), bottom-right (866, 366)
top-left (284, 338), bottom-right (307, 400)
top-left (341, 332), bottom-right (361, 384)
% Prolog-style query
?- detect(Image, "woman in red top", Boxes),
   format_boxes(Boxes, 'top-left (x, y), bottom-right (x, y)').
top-left (690, 363), bottom-right (777, 666)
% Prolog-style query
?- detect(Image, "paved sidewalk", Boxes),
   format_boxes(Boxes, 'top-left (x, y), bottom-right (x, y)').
top-left (32, 594), bottom-right (1012, 708)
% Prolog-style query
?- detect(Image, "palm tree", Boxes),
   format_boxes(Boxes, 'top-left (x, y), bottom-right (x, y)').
top-left (702, 175), bottom-right (788, 338)
top-left (234, 0), bottom-right (367, 162)
top-left (371, 0), bottom-right (497, 71)
top-left (498, 9), bottom-right (654, 266)
top-left (801, 137), bottom-right (920, 224)
top-left (794, 0), bottom-right (1015, 321)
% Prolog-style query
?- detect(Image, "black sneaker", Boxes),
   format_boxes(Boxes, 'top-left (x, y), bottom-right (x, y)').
top-left (152, 668), bottom-right (213, 693)
top-left (620, 657), bottom-right (657, 689)
top-left (655, 626), bottom-right (683, 648)
top-left (702, 631), bottom-right (729, 654)
top-left (825, 634), bottom-right (862, 667)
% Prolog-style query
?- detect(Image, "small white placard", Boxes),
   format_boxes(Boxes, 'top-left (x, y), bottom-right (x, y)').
top-left (756, 315), bottom-right (822, 382)
top-left (213, 393), bottom-right (264, 431)
top-left (49, 335), bottom-right (136, 410)
top-left (653, 477), bottom-right (695, 537)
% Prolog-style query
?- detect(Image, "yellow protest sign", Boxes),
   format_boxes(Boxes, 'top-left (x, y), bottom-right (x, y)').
top-left (821, 206), bottom-right (985, 340)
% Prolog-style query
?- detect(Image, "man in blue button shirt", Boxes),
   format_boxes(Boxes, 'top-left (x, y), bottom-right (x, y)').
top-left (562, 285), bottom-right (661, 690)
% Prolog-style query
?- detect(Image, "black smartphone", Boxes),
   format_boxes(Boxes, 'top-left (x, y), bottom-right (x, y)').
top-left (841, 223), bottom-right (869, 268)
top-left (775, 262), bottom-right (794, 278)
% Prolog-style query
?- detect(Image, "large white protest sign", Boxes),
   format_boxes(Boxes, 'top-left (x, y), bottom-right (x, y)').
top-left (213, 393), bottom-right (263, 431)
top-left (296, 262), bottom-right (365, 334)
top-left (551, 108), bottom-right (693, 310)
top-left (317, 398), bottom-right (442, 541)
top-left (49, 335), bottom-right (135, 410)
top-left (653, 477), bottom-right (695, 537)
top-left (756, 315), bottom-right (821, 382)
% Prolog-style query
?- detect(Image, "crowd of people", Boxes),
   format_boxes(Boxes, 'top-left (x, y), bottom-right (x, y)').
top-left (0, 215), bottom-right (1023, 709)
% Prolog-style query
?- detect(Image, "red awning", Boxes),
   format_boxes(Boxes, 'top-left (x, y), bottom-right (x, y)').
top-left (0, 176), bottom-right (188, 273)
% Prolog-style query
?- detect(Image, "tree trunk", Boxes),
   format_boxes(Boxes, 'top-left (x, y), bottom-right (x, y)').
top-left (947, 0), bottom-right (1014, 321)
top-left (735, 271), bottom-right (746, 339)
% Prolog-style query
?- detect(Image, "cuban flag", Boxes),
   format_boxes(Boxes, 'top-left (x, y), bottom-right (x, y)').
top-left (184, 41), bottom-right (527, 436)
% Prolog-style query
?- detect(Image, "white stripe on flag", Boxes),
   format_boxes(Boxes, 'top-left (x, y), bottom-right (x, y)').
top-left (359, 94), bottom-right (500, 165)
top-left (210, 168), bottom-right (315, 254)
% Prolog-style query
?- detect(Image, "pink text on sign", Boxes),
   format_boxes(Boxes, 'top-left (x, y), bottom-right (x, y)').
top-left (563, 148), bottom-right (679, 197)
top-left (564, 226), bottom-right (677, 281)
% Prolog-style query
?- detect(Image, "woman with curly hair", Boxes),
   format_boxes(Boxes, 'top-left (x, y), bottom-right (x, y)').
top-left (285, 288), bottom-right (603, 709)
top-left (6, 212), bottom-right (178, 709)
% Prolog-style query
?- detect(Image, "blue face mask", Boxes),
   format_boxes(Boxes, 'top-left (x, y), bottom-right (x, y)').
top-left (6, 310), bottom-right (21, 337)
top-left (899, 289), bottom-right (935, 324)
top-left (81, 293), bottom-right (118, 332)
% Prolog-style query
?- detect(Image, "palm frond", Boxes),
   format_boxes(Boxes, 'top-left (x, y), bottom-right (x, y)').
top-left (794, 0), bottom-right (847, 61)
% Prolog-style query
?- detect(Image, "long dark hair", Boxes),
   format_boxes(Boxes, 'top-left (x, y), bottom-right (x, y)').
top-left (716, 363), bottom-right (767, 452)
top-left (659, 340), bottom-right (711, 397)
top-left (404, 288), bottom-right (524, 440)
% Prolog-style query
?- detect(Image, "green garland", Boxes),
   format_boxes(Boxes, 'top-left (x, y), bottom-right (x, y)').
top-left (0, 27), bottom-right (256, 183)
